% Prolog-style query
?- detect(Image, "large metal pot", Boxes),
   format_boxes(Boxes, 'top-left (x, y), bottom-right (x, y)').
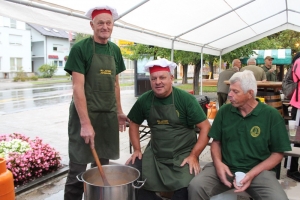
top-left (77, 165), bottom-right (145, 200)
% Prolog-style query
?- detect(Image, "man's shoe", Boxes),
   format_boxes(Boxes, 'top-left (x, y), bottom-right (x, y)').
top-left (287, 170), bottom-right (300, 182)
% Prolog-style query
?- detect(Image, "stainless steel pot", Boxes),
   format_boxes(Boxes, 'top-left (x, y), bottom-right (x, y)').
top-left (77, 165), bottom-right (146, 200)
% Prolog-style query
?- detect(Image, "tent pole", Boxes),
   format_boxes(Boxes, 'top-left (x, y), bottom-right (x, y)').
top-left (200, 46), bottom-right (205, 95)
top-left (219, 53), bottom-right (222, 73)
top-left (171, 40), bottom-right (175, 62)
top-left (116, 0), bottom-right (149, 20)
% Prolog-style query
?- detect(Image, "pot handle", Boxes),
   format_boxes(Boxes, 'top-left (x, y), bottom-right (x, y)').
top-left (132, 179), bottom-right (147, 189)
top-left (76, 172), bottom-right (84, 182)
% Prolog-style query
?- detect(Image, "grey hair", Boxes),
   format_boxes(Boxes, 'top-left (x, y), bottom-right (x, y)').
top-left (232, 66), bottom-right (239, 72)
top-left (229, 70), bottom-right (257, 97)
top-left (247, 58), bottom-right (256, 65)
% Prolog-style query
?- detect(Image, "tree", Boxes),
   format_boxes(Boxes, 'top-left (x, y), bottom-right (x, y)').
top-left (74, 33), bottom-right (91, 44)
top-left (38, 63), bottom-right (57, 78)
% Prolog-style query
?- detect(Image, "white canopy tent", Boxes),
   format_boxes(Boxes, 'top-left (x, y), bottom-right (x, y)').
top-left (1, 0), bottom-right (300, 93)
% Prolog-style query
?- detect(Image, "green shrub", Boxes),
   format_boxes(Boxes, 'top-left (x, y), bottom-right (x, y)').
top-left (38, 64), bottom-right (57, 78)
top-left (13, 67), bottom-right (27, 82)
top-left (30, 76), bottom-right (39, 81)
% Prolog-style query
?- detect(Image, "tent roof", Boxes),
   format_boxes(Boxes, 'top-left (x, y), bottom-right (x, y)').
top-left (1, 0), bottom-right (300, 56)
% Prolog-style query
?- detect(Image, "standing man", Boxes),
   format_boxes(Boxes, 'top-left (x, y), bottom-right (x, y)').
top-left (64, 5), bottom-right (127, 200)
top-left (217, 59), bottom-right (241, 107)
top-left (188, 70), bottom-right (291, 200)
top-left (240, 58), bottom-right (266, 81)
top-left (126, 58), bottom-right (210, 200)
top-left (262, 56), bottom-right (277, 81)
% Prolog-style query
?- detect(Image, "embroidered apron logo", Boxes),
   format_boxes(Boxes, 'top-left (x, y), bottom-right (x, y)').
top-left (250, 126), bottom-right (260, 137)
top-left (100, 69), bottom-right (112, 75)
top-left (176, 110), bottom-right (179, 117)
top-left (157, 120), bottom-right (169, 125)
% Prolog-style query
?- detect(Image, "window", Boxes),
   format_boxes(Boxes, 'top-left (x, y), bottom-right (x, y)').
top-left (10, 19), bottom-right (16, 28)
top-left (53, 60), bottom-right (58, 66)
top-left (52, 29), bottom-right (59, 33)
top-left (43, 27), bottom-right (50, 31)
top-left (53, 44), bottom-right (62, 52)
top-left (59, 60), bottom-right (63, 67)
top-left (9, 34), bottom-right (22, 45)
top-left (10, 57), bottom-right (22, 71)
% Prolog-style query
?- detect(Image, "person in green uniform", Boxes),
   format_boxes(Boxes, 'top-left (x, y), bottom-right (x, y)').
top-left (188, 70), bottom-right (291, 200)
top-left (262, 56), bottom-right (277, 81)
top-left (126, 58), bottom-right (211, 200)
top-left (63, 5), bottom-right (128, 200)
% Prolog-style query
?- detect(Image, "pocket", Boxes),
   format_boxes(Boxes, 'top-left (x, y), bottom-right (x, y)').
top-left (88, 91), bottom-right (116, 112)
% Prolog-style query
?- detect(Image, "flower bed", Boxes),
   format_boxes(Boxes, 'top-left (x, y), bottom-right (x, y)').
top-left (0, 133), bottom-right (61, 187)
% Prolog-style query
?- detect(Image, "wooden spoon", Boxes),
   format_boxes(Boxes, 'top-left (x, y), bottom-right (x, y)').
top-left (91, 148), bottom-right (110, 186)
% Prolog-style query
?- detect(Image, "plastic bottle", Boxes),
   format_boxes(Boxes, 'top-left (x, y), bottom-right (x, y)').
top-left (0, 158), bottom-right (15, 200)
top-left (207, 102), bottom-right (217, 119)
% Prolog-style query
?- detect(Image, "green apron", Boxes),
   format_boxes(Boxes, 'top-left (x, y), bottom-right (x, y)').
top-left (142, 92), bottom-right (197, 191)
top-left (68, 39), bottom-right (119, 164)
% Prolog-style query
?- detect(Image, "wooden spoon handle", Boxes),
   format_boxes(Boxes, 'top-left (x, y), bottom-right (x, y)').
top-left (91, 148), bottom-right (110, 186)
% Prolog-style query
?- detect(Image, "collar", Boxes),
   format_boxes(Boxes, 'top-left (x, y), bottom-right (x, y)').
top-left (230, 99), bottom-right (263, 117)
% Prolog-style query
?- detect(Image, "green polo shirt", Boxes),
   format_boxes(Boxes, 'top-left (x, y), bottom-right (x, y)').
top-left (128, 87), bottom-right (207, 128)
top-left (64, 37), bottom-right (126, 75)
top-left (209, 102), bottom-right (291, 173)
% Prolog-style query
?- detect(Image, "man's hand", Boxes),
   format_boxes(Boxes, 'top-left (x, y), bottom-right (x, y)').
top-left (269, 68), bottom-right (275, 73)
top-left (118, 113), bottom-right (129, 132)
top-left (80, 123), bottom-right (95, 149)
top-left (215, 162), bottom-right (234, 188)
top-left (233, 173), bottom-right (253, 192)
top-left (181, 154), bottom-right (201, 175)
top-left (125, 150), bottom-right (142, 165)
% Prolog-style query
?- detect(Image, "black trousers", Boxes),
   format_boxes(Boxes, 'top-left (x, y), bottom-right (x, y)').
top-left (128, 158), bottom-right (188, 200)
top-left (64, 158), bottom-right (109, 200)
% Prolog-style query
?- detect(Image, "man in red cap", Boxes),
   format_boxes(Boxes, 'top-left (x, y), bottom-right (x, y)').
top-left (126, 58), bottom-right (211, 200)
top-left (64, 5), bottom-right (127, 200)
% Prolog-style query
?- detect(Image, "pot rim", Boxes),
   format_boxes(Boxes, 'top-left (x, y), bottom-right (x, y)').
top-left (79, 165), bottom-right (140, 187)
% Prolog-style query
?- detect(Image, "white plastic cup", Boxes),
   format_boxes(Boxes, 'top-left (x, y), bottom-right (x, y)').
top-left (288, 120), bottom-right (297, 136)
top-left (280, 94), bottom-right (284, 100)
top-left (235, 172), bottom-right (246, 186)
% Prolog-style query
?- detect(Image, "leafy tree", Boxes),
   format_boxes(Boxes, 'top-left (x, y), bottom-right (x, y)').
top-left (38, 63), bottom-right (57, 78)
top-left (74, 33), bottom-right (91, 44)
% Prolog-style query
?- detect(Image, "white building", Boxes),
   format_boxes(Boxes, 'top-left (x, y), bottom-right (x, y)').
top-left (27, 23), bottom-right (74, 76)
top-left (0, 16), bottom-right (31, 79)
top-left (0, 16), bottom-right (135, 79)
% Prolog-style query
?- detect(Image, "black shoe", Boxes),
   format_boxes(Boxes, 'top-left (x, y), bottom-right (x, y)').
top-left (287, 170), bottom-right (300, 182)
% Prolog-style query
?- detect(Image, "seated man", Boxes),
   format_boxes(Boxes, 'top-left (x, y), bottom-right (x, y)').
top-left (188, 70), bottom-right (291, 200)
top-left (126, 58), bottom-right (210, 200)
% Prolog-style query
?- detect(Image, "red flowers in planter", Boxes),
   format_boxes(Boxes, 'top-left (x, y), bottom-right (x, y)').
top-left (0, 133), bottom-right (61, 187)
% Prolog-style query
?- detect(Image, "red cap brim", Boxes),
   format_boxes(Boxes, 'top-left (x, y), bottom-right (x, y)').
top-left (92, 9), bottom-right (112, 19)
top-left (149, 65), bottom-right (170, 74)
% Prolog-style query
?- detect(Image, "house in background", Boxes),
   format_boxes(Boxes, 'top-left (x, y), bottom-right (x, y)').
top-left (0, 16), bottom-right (31, 79)
top-left (27, 23), bottom-right (75, 76)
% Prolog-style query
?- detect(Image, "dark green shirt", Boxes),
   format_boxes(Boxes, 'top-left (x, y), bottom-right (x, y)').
top-left (209, 102), bottom-right (291, 173)
top-left (64, 37), bottom-right (126, 75)
top-left (128, 87), bottom-right (207, 128)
